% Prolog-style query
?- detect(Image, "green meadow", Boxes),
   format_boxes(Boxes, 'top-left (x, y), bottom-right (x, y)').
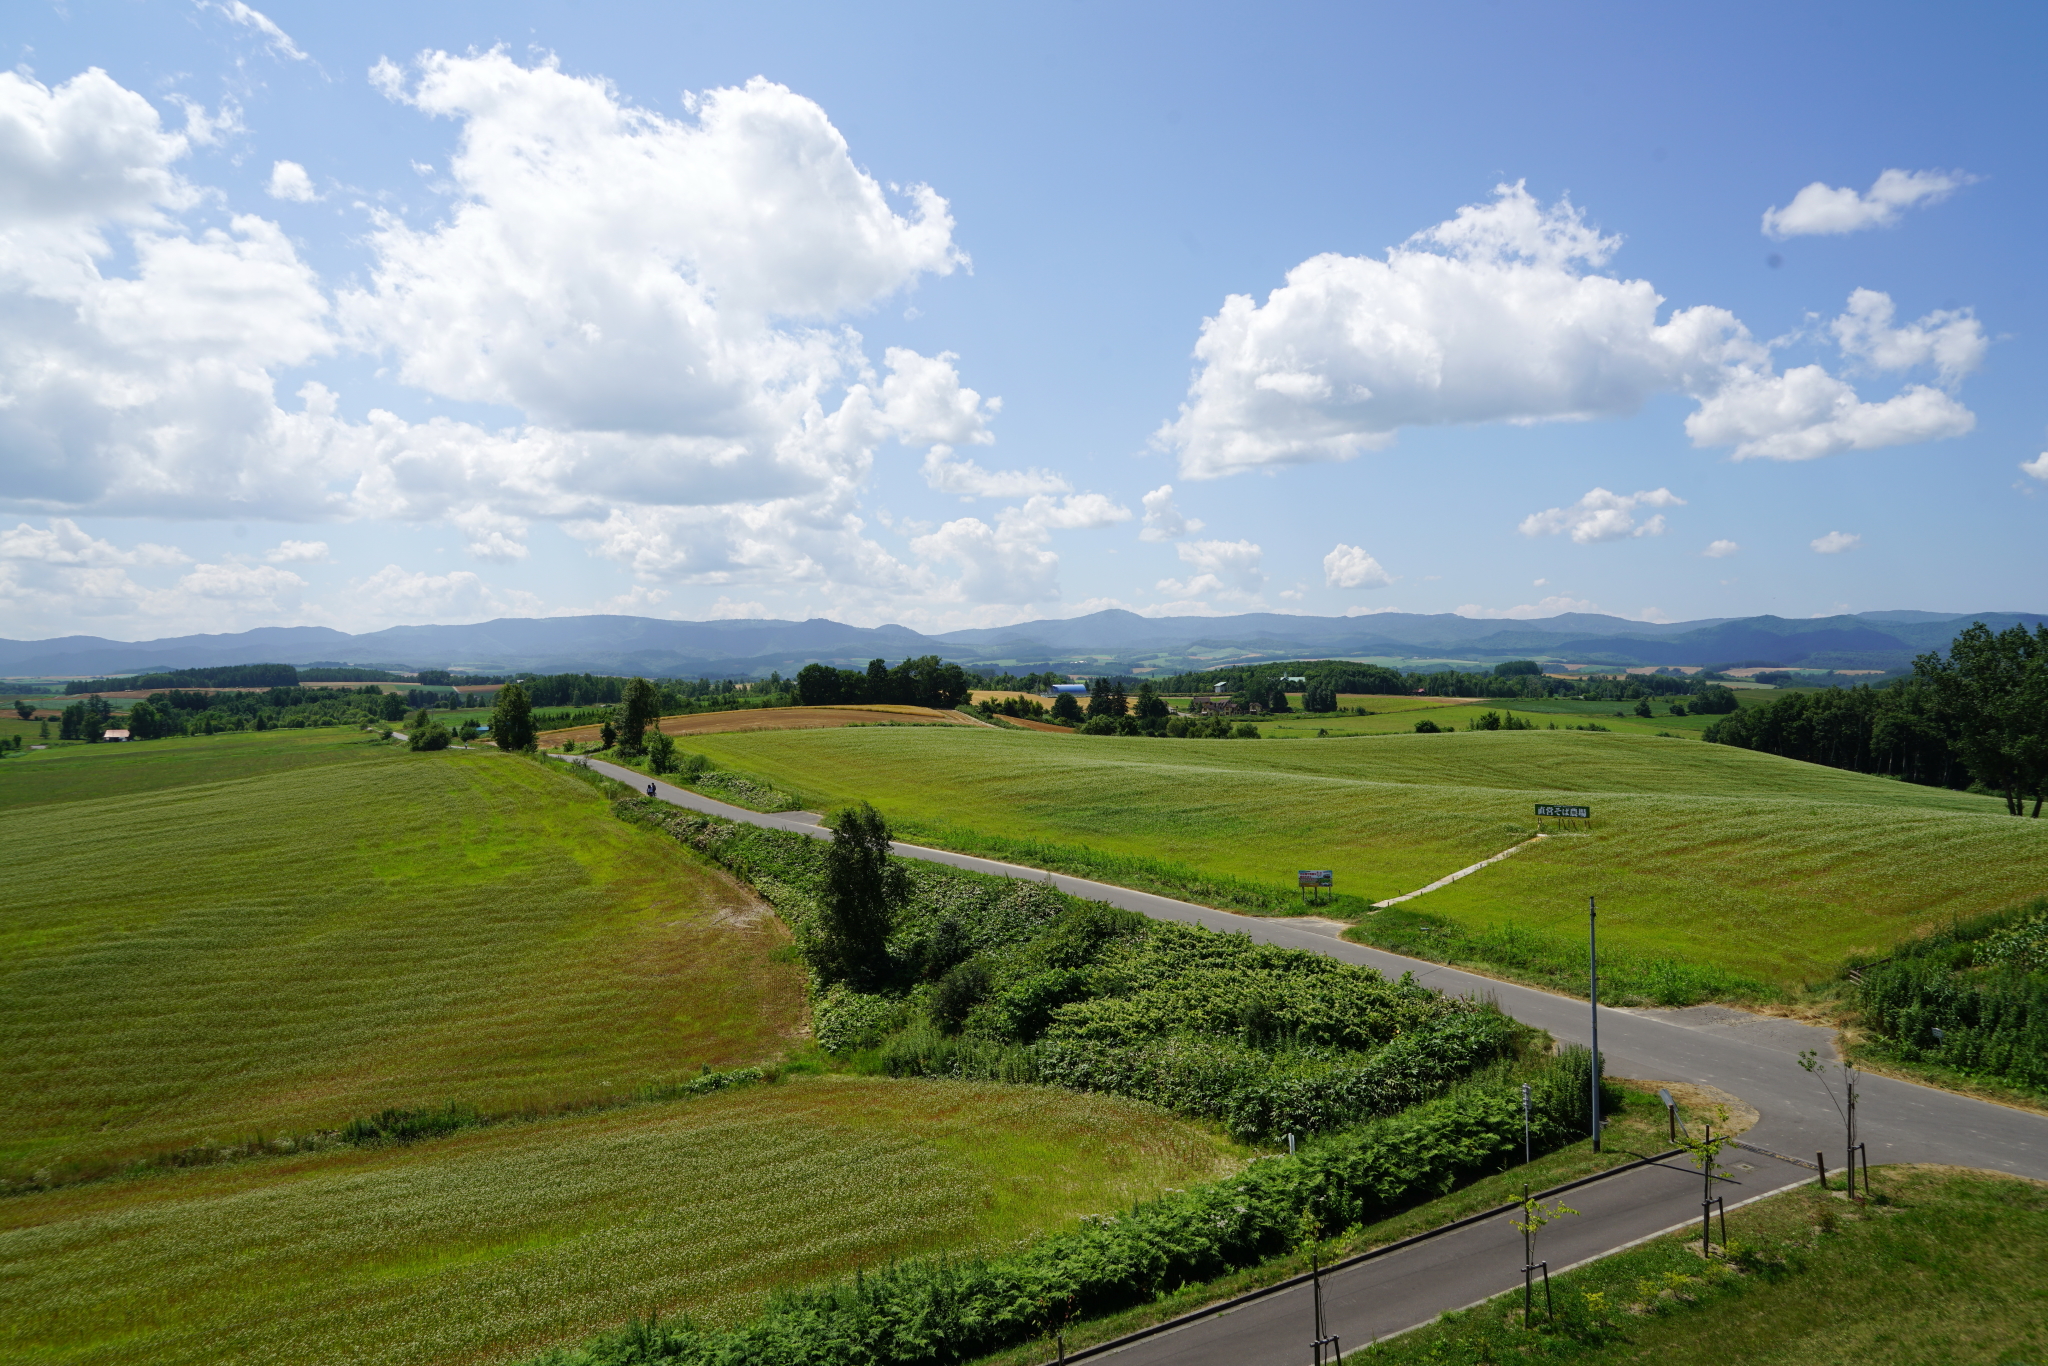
top-left (674, 725), bottom-right (2045, 985)
top-left (1, 732), bottom-right (809, 1179)
top-left (1, 1076), bottom-right (1233, 1366)
top-left (0, 729), bottom-right (1242, 1366)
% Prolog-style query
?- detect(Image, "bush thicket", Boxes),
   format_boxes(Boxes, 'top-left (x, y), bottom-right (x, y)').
top-left (611, 800), bottom-right (1514, 1142)
top-left (1855, 898), bottom-right (2048, 1090)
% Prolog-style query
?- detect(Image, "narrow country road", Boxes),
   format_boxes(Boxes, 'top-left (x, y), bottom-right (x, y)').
top-left (561, 755), bottom-right (2048, 1355)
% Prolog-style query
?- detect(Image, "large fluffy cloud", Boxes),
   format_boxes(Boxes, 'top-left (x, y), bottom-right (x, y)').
top-left (0, 55), bottom-right (1132, 626)
top-left (1156, 183), bottom-right (1983, 477)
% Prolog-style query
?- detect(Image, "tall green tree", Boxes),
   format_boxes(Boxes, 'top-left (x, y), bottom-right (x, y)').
top-left (490, 683), bottom-right (538, 751)
top-left (616, 676), bottom-right (659, 755)
top-left (1050, 691), bottom-right (1082, 723)
top-left (818, 802), bottom-right (907, 987)
top-left (1133, 681), bottom-right (1170, 721)
top-left (1086, 679), bottom-right (1128, 718)
top-left (1916, 621), bottom-right (2048, 817)
top-left (12, 699), bottom-right (30, 721)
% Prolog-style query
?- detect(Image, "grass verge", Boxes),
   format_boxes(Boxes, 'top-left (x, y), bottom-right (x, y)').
top-left (1355, 1164), bottom-right (2048, 1364)
top-left (1345, 906), bottom-right (1781, 1008)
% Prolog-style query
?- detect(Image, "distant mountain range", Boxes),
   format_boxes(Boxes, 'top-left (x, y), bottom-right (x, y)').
top-left (4, 608), bottom-right (2042, 679)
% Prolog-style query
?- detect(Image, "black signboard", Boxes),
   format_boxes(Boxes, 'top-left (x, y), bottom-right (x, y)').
top-left (1535, 804), bottom-right (1591, 820)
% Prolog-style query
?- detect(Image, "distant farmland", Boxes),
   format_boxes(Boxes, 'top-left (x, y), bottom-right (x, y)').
top-left (538, 703), bottom-right (978, 746)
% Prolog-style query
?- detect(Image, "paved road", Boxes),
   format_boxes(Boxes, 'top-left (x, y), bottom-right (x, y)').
top-left (566, 755), bottom-right (2048, 1349)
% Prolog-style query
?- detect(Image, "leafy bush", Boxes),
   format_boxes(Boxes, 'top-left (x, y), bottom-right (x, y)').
top-left (688, 770), bottom-right (801, 812)
top-left (1855, 898), bottom-right (2048, 1090)
top-left (614, 800), bottom-right (1511, 1138)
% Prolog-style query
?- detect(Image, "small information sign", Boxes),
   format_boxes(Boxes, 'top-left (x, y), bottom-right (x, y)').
top-left (1298, 870), bottom-right (1334, 888)
top-left (1535, 804), bottom-right (1591, 820)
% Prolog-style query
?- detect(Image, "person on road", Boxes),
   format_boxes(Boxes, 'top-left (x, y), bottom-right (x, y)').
top-left (646, 782), bottom-right (656, 797)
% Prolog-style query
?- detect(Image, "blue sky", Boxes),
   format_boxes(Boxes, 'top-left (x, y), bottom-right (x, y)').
top-left (3, 1), bottom-right (2043, 641)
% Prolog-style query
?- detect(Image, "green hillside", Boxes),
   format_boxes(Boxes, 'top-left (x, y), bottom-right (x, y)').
top-left (1, 733), bottom-right (808, 1178)
top-left (674, 726), bottom-right (2045, 983)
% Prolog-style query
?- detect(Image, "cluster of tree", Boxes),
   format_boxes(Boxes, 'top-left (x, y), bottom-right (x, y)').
top-left (976, 695), bottom-right (1049, 721)
top-left (409, 669), bottom-right (510, 686)
top-left (1706, 622), bottom-right (2046, 815)
top-left (57, 695), bottom-right (113, 740)
top-left (1155, 658), bottom-right (1742, 709)
top-left (110, 684), bottom-right (396, 739)
top-left (64, 662), bottom-right (299, 693)
top-left (298, 667), bottom-right (404, 682)
top-left (517, 671), bottom-right (778, 710)
top-left (403, 687), bottom-right (492, 710)
top-left (965, 669), bottom-right (1070, 694)
top-left (795, 656), bottom-right (972, 709)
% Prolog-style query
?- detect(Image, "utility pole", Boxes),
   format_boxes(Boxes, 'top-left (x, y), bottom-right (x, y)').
top-left (1589, 896), bottom-right (1601, 1153)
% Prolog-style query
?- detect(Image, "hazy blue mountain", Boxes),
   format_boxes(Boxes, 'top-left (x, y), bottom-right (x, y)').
top-left (5, 608), bottom-right (2042, 679)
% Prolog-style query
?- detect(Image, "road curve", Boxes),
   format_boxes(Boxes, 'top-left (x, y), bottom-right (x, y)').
top-left (560, 755), bottom-right (2048, 1352)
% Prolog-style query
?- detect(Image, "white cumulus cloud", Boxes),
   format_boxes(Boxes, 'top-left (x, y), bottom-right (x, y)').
top-left (1519, 487), bottom-right (1683, 543)
top-left (2022, 453), bottom-right (2048, 482)
top-left (921, 446), bottom-right (1068, 499)
top-left (266, 159), bottom-right (319, 202)
top-left (1156, 183), bottom-right (1982, 477)
top-left (1156, 538), bottom-right (1264, 601)
top-left (1454, 595), bottom-right (1604, 620)
top-left (1138, 484), bottom-right (1203, 542)
top-left (1811, 531), bottom-right (1862, 554)
top-left (1704, 539), bottom-right (1740, 558)
top-left (1830, 288), bottom-right (1985, 386)
top-left (1323, 543), bottom-right (1394, 589)
top-left (0, 56), bottom-right (1089, 624)
top-left (265, 538), bottom-right (330, 563)
top-left (1761, 169), bottom-right (1972, 239)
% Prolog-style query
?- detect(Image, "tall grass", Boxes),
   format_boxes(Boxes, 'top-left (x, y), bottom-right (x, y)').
top-left (1350, 908), bottom-right (1778, 1007)
top-left (0, 1076), bottom-right (1235, 1366)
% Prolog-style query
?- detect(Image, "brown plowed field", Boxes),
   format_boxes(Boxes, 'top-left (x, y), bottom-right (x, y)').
top-left (997, 715), bottom-right (1076, 734)
top-left (539, 704), bottom-right (980, 746)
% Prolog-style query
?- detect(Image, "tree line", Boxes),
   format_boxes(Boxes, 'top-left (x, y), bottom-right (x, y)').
top-left (1705, 621), bottom-right (2048, 815)
top-left (1152, 659), bottom-right (1742, 709)
top-left (64, 662), bottom-right (301, 694)
top-left (795, 655), bottom-right (972, 709)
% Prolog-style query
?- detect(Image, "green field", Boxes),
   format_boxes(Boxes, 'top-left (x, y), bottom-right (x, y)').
top-left (0, 1075), bottom-right (1233, 1366)
top-left (671, 725), bottom-right (2046, 985)
top-left (0, 727), bottom-right (396, 812)
top-left (2, 731), bottom-right (812, 1178)
top-left (1, 729), bottom-right (1245, 1365)
top-left (1244, 689), bottom-right (1772, 739)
